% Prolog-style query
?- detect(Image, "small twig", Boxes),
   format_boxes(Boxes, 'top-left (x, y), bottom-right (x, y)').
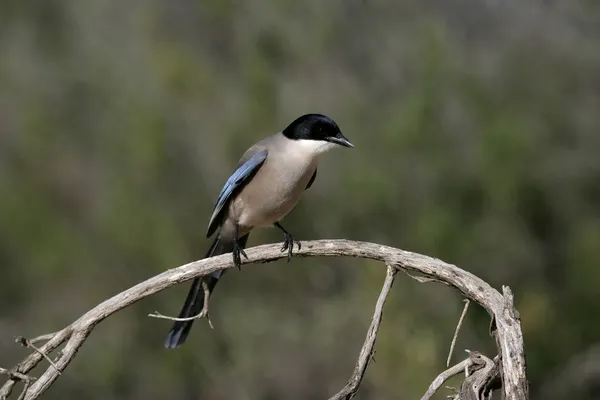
top-left (421, 358), bottom-right (474, 400)
top-left (0, 328), bottom-right (70, 400)
top-left (148, 279), bottom-right (214, 329)
top-left (445, 386), bottom-right (459, 400)
top-left (14, 338), bottom-right (61, 376)
top-left (422, 350), bottom-right (494, 400)
top-left (328, 265), bottom-right (397, 400)
top-left (16, 380), bottom-right (31, 400)
top-left (458, 351), bottom-right (498, 399)
top-left (24, 333), bottom-right (58, 346)
top-left (0, 368), bottom-right (35, 383)
top-left (447, 299), bottom-right (470, 367)
top-left (0, 367), bottom-right (34, 400)
top-left (399, 268), bottom-right (440, 283)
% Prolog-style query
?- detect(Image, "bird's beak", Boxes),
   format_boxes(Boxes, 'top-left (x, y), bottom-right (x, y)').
top-left (327, 133), bottom-right (354, 148)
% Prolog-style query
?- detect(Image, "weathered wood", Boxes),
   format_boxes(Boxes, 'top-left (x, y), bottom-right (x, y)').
top-left (0, 240), bottom-right (528, 400)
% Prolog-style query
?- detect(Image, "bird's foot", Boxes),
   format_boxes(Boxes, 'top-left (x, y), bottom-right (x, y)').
top-left (232, 241), bottom-right (248, 271)
top-left (281, 233), bottom-right (301, 262)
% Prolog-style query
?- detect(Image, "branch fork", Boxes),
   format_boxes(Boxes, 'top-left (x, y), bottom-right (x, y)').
top-left (148, 279), bottom-right (214, 329)
top-left (0, 240), bottom-right (528, 400)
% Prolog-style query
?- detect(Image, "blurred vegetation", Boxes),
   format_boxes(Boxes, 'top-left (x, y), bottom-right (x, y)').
top-left (1, 1), bottom-right (599, 399)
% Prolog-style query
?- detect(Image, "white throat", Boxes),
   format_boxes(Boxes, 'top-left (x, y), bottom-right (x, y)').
top-left (292, 139), bottom-right (339, 157)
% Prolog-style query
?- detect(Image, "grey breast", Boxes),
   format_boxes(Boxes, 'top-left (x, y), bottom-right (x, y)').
top-left (230, 133), bottom-right (317, 229)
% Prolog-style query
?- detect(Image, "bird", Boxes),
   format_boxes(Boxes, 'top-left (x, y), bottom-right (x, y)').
top-left (164, 113), bottom-right (354, 348)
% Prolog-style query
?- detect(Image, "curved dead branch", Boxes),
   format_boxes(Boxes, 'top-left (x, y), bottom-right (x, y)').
top-left (0, 239), bottom-right (529, 400)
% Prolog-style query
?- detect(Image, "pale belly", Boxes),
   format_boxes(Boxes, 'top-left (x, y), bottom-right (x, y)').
top-left (227, 157), bottom-right (316, 231)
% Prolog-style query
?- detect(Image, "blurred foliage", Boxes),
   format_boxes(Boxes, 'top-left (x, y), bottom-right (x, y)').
top-left (1, 1), bottom-right (599, 399)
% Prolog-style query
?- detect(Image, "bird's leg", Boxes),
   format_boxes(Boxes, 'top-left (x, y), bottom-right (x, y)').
top-left (274, 222), bottom-right (301, 262)
top-left (233, 223), bottom-right (248, 271)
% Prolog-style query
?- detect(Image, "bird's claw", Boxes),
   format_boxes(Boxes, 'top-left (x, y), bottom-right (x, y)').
top-left (280, 233), bottom-right (301, 262)
top-left (233, 241), bottom-right (248, 271)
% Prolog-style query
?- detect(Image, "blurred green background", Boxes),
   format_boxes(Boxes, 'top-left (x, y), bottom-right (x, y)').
top-left (1, 1), bottom-right (599, 399)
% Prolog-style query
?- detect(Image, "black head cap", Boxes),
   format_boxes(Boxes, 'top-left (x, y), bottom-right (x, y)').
top-left (282, 114), bottom-right (353, 147)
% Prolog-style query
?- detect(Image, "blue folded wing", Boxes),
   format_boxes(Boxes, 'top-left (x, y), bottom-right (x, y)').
top-left (206, 149), bottom-right (268, 237)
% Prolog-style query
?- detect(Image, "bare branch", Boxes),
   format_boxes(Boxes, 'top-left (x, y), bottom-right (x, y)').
top-left (399, 268), bottom-right (442, 284)
top-left (422, 351), bottom-right (500, 400)
top-left (329, 265), bottom-right (396, 400)
top-left (15, 338), bottom-right (61, 375)
top-left (0, 369), bottom-right (35, 384)
top-left (16, 380), bottom-right (30, 400)
top-left (447, 300), bottom-right (471, 367)
top-left (0, 240), bottom-right (528, 400)
top-left (458, 351), bottom-right (499, 399)
top-left (491, 286), bottom-right (527, 400)
top-left (0, 368), bottom-right (35, 400)
top-left (21, 333), bottom-right (57, 346)
top-left (148, 279), bottom-right (214, 329)
top-left (0, 328), bottom-right (71, 400)
top-left (421, 358), bottom-right (473, 400)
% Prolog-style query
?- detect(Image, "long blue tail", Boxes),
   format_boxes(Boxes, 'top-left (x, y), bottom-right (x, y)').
top-left (164, 234), bottom-right (249, 348)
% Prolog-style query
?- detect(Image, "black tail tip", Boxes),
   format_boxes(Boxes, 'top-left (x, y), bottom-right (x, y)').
top-left (164, 329), bottom-right (186, 349)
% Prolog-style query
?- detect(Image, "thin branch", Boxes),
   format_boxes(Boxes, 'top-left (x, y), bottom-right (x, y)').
top-left (0, 369), bottom-right (35, 384)
top-left (458, 351), bottom-right (498, 399)
top-left (399, 268), bottom-right (442, 284)
top-left (447, 299), bottom-right (470, 367)
top-left (148, 279), bottom-right (214, 329)
top-left (422, 350), bottom-right (498, 400)
top-left (0, 240), bottom-right (528, 400)
top-left (15, 338), bottom-right (61, 375)
top-left (0, 328), bottom-right (70, 400)
top-left (420, 358), bottom-right (473, 400)
top-left (16, 380), bottom-right (30, 400)
top-left (329, 265), bottom-right (397, 400)
top-left (22, 333), bottom-right (58, 346)
top-left (0, 368), bottom-right (35, 400)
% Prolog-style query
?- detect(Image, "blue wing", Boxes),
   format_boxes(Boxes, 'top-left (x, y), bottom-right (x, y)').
top-left (206, 149), bottom-right (268, 237)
